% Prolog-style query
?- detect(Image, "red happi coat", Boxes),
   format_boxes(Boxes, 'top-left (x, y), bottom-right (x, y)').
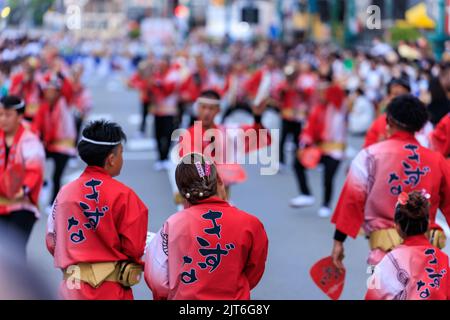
top-left (144, 197), bottom-right (268, 300)
top-left (128, 72), bottom-right (152, 104)
top-left (300, 95), bottom-right (347, 160)
top-left (9, 72), bottom-right (42, 119)
top-left (32, 98), bottom-right (76, 156)
top-left (430, 114), bottom-right (450, 158)
top-left (275, 80), bottom-right (309, 123)
top-left (243, 68), bottom-right (283, 104)
top-left (179, 68), bottom-right (212, 103)
top-left (152, 68), bottom-right (179, 117)
top-left (0, 124), bottom-right (45, 217)
top-left (364, 114), bottom-right (433, 148)
top-left (46, 166), bottom-right (149, 300)
top-left (366, 235), bottom-right (450, 300)
top-left (178, 123), bottom-right (271, 185)
top-left (331, 131), bottom-right (450, 263)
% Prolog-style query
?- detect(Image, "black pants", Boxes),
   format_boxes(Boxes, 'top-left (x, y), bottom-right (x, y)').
top-left (294, 155), bottom-right (341, 208)
top-left (47, 151), bottom-right (70, 203)
top-left (140, 101), bottom-right (150, 134)
top-left (280, 119), bottom-right (302, 164)
top-left (74, 115), bottom-right (83, 144)
top-left (0, 210), bottom-right (36, 262)
top-left (154, 115), bottom-right (176, 161)
top-left (221, 102), bottom-right (253, 123)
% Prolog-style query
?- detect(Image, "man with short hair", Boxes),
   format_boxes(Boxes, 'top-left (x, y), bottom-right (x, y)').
top-left (46, 120), bottom-right (149, 300)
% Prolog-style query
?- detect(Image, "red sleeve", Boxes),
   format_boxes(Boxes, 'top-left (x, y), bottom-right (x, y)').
top-left (430, 115), bottom-right (450, 157)
top-left (21, 138), bottom-right (45, 205)
top-left (300, 105), bottom-right (322, 145)
top-left (9, 74), bottom-right (23, 95)
top-left (243, 70), bottom-right (263, 98)
top-left (439, 156), bottom-right (450, 226)
top-left (31, 106), bottom-right (45, 139)
top-left (331, 150), bottom-right (369, 238)
top-left (364, 115), bottom-right (386, 148)
top-left (240, 122), bottom-right (272, 153)
top-left (244, 218), bottom-right (269, 289)
top-left (61, 77), bottom-right (74, 104)
top-left (117, 190), bottom-right (149, 263)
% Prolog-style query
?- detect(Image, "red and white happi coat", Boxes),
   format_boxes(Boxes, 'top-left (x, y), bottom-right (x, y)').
top-left (9, 72), bottom-right (42, 119)
top-left (178, 123), bottom-right (271, 185)
top-left (0, 124), bottom-right (45, 217)
top-left (46, 166), bottom-right (149, 300)
top-left (144, 197), bottom-right (268, 300)
top-left (331, 132), bottom-right (450, 263)
top-left (300, 102), bottom-right (347, 160)
top-left (275, 80), bottom-right (310, 123)
top-left (244, 68), bottom-right (283, 106)
top-left (32, 98), bottom-right (76, 156)
top-left (152, 68), bottom-right (180, 117)
top-left (430, 113), bottom-right (450, 158)
top-left (366, 235), bottom-right (450, 300)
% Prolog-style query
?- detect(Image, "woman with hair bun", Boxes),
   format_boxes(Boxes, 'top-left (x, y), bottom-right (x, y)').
top-left (144, 153), bottom-right (268, 300)
top-left (366, 190), bottom-right (450, 300)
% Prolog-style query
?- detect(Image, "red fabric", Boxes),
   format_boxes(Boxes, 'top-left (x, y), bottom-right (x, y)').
top-left (300, 103), bottom-right (326, 145)
top-left (179, 123), bottom-right (271, 159)
top-left (128, 73), bottom-right (152, 104)
top-left (364, 114), bottom-right (388, 148)
top-left (47, 166), bottom-right (149, 299)
top-left (0, 125), bottom-right (44, 211)
top-left (0, 124), bottom-right (45, 216)
top-left (365, 235), bottom-right (450, 300)
top-left (430, 114), bottom-right (450, 158)
top-left (31, 98), bottom-right (76, 155)
top-left (331, 131), bottom-right (450, 239)
top-left (145, 197), bottom-right (268, 300)
top-left (179, 69), bottom-right (210, 102)
top-left (243, 70), bottom-right (264, 99)
top-left (9, 72), bottom-right (42, 119)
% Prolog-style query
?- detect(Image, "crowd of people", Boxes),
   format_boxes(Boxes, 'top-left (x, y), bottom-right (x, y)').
top-left (0, 29), bottom-right (450, 300)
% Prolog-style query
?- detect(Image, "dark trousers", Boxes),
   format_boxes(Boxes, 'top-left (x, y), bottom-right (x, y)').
top-left (0, 210), bottom-right (36, 262)
top-left (154, 115), bottom-right (176, 161)
top-left (140, 101), bottom-right (150, 134)
top-left (294, 155), bottom-right (341, 208)
top-left (74, 115), bottom-right (83, 144)
top-left (221, 102), bottom-right (253, 123)
top-left (279, 119), bottom-right (302, 164)
top-left (46, 151), bottom-right (70, 203)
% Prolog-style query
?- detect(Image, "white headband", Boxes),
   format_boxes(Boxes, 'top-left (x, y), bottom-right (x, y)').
top-left (196, 97), bottom-right (221, 105)
top-left (81, 135), bottom-right (121, 146)
top-left (12, 101), bottom-right (25, 110)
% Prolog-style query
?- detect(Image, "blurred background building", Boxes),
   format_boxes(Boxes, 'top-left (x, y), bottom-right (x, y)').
top-left (0, 0), bottom-right (449, 58)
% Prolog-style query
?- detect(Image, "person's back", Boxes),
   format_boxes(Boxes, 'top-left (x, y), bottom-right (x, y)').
top-left (46, 120), bottom-right (148, 300)
top-left (366, 191), bottom-right (450, 300)
top-left (51, 167), bottom-right (147, 270)
top-left (145, 153), bottom-right (268, 300)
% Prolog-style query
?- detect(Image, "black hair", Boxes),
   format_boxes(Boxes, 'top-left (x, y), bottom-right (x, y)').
top-left (0, 95), bottom-right (25, 115)
top-left (395, 191), bottom-right (430, 236)
top-left (175, 153), bottom-right (218, 205)
top-left (387, 78), bottom-right (411, 95)
top-left (386, 94), bottom-right (429, 133)
top-left (199, 89), bottom-right (221, 101)
top-left (77, 120), bottom-right (127, 167)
